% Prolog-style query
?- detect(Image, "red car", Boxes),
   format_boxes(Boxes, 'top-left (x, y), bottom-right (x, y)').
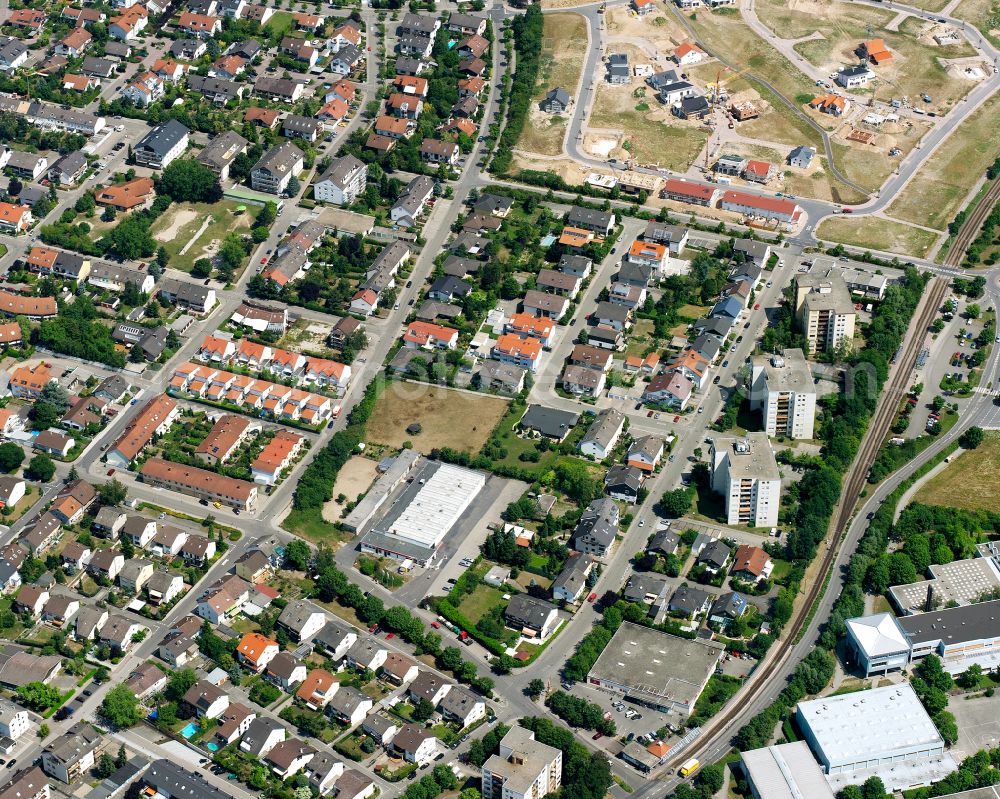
top-left (754, 303), bottom-right (760, 310)
top-left (673, 415), bottom-right (680, 423)
top-left (587, 592), bottom-right (597, 603)
top-left (592, 732), bottom-right (603, 740)
top-left (842, 208), bottom-right (854, 213)
top-left (431, 621), bottom-right (440, 629)
top-left (107, 469), bottom-right (116, 476)
top-left (385, 632), bottom-right (395, 639)
top-left (260, 256), bottom-right (268, 264)
top-left (368, 624), bottom-right (379, 634)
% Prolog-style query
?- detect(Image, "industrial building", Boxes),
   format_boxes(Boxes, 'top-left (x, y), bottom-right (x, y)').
top-left (846, 600), bottom-right (1000, 676)
top-left (710, 433), bottom-right (781, 527)
top-left (359, 459), bottom-right (485, 567)
top-left (586, 622), bottom-right (724, 715)
top-left (889, 554), bottom-right (1000, 614)
top-left (749, 349), bottom-right (816, 439)
top-left (740, 741), bottom-right (836, 799)
top-left (796, 684), bottom-right (947, 787)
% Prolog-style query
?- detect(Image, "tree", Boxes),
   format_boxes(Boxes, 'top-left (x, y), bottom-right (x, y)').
top-left (0, 443), bottom-right (25, 473)
top-left (96, 479), bottom-right (129, 508)
top-left (16, 682), bottom-right (62, 711)
top-left (287, 174), bottom-right (301, 196)
top-left (966, 303), bottom-right (981, 319)
top-left (412, 697), bottom-right (436, 722)
top-left (38, 723), bottom-right (49, 740)
top-left (960, 426), bottom-right (985, 450)
top-left (958, 662), bottom-right (984, 689)
top-left (159, 159), bottom-right (222, 203)
top-left (658, 487), bottom-right (693, 518)
top-left (284, 539), bottom-right (310, 571)
top-left (97, 753), bottom-right (117, 779)
top-left (934, 710), bottom-right (958, 745)
top-left (525, 679), bottom-right (545, 700)
top-left (915, 654), bottom-right (953, 692)
top-left (191, 259), bottom-right (212, 279)
top-left (40, 382), bottom-right (71, 414)
top-left (101, 683), bottom-right (142, 729)
top-left (165, 668), bottom-right (198, 702)
top-left (25, 454), bottom-right (55, 482)
top-left (107, 215), bottom-right (156, 261)
top-left (860, 775), bottom-right (888, 799)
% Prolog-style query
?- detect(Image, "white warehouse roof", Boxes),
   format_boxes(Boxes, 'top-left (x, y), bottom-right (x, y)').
top-left (385, 462), bottom-right (486, 548)
top-left (797, 683), bottom-right (942, 768)
top-left (741, 741), bottom-right (835, 799)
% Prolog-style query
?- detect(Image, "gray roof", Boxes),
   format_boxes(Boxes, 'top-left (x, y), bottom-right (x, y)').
top-left (647, 529), bottom-right (679, 555)
top-left (44, 722), bottom-right (101, 765)
top-left (278, 600), bottom-right (325, 635)
top-left (328, 685), bottom-right (370, 717)
top-left (266, 651), bottom-right (304, 681)
top-left (698, 539), bottom-right (732, 570)
top-left (898, 598), bottom-right (1000, 647)
top-left (438, 684), bottom-right (482, 720)
top-left (574, 497), bottom-right (619, 548)
top-left (393, 723), bottom-right (435, 754)
top-left (544, 87), bottom-right (569, 106)
top-left (136, 120), bottom-right (189, 158)
top-left (504, 594), bottom-right (557, 629)
top-left (240, 717), bottom-right (285, 756)
top-left (253, 140), bottom-right (303, 178)
top-left (317, 154), bottom-right (366, 190)
top-left (519, 404), bottom-right (579, 439)
top-left (197, 130), bottom-right (248, 171)
top-left (580, 408), bottom-right (624, 452)
top-left (622, 572), bottom-right (669, 604)
top-left (669, 584), bottom-right (710, 613)
top-left (141, 760), bottom-right (231, 799)
top-left (605, 464), bottom-right (644, 494)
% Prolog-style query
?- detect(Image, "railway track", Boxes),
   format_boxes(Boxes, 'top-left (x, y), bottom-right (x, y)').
top-left (944, 179), bottom-right (1000, 268)
top-left (662, 276), bottom-right (947, 779)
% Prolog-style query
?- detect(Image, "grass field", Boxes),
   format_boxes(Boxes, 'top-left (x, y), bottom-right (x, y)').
top-left (456, 584), bottom-right (509, 624)
top-left (915, 433), bottom-right (1000, 511)
top-left (589, 82), bottom-right (708, 170)
top-left (149, 200), bottom-right (252, 272)
top-left (886, 91), bottom-right (1000, 230)
top-left (816, 215), bottom-right (938, 257)
top-left (953, 0), bottom-right (1000, 47)
top-left (265, 10), bottom-right (294, 38)
top-left (366, 384), bottom-right (509, 453)
top-left (517, 13), bottom-right (588, 157)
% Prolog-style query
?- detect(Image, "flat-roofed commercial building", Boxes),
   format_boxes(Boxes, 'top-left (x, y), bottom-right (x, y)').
top-left (359, 460), bottom-right (485, 567)
top-left (889, 556), bottom-right (1000, 614)
top-left (899, 599), bottom-right (1000, 671)
top-left (796, 684), bottom-right (946, 781)
top-left (749, 349), bottom-right (816, 440)
top-left (741, 741), bottom-right (835, 799)
top-left (586, 622), bottom-right (724, 715)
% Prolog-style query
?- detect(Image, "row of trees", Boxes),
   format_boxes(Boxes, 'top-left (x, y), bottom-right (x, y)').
top-left (545, 691), bottom-right (616, 735)
top-left (490, 5), bottom-right (542, 174)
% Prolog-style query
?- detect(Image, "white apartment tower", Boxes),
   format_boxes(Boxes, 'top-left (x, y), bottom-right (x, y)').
top-left (794, 270), bottom-right (857, 355)
top-left (749, 349), bottom-right (816, 439)
top-left (711, 433), bottom-right (781, 528)
top-left (482, 727), bottom-right (562, 799)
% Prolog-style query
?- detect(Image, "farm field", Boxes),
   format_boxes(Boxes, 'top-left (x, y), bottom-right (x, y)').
top-left (885, 90), bottom-right (1000, 230)
top-left (914, 433), bottom-right (1000, 511)
top-left (816, 215), bottom-right (938, 257)
top-left (365, 384), bottom-right (509, 453)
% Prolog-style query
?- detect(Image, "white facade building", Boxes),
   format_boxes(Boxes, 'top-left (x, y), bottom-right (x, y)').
top-left (711, 433), bottom-right (780, 528)
top-left (749, 349), bottom-right (816, 439)
top-left (482, 727), bottom-right (562, 799)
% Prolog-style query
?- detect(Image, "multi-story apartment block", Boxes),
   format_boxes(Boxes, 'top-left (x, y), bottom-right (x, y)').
top-left (794, 269), bottom-right (856, 355)
top-left (482, 727), bottom-right (562, 799)
top-left (710, 433), bottom-right (780, 528)
top-left (749, 349), bottom-right (816, 440)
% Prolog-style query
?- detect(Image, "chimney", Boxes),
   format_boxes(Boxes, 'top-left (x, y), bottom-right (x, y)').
top-left (925, 583), bottom-right (934, 613)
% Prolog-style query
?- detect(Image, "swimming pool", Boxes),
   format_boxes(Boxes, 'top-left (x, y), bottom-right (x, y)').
top-left (206, 742), bottom-right (219, 752)
top-left (180, 722), bottom-right (199, 739)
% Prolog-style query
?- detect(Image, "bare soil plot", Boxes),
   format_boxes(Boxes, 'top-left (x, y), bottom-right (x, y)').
top-left (816, 214), bottom-right (938, 257)
top-left (759, 0), bottom-right (975, 113)
top-left (914, 433), bottom-right (1000, 511)
top-left (886, 89), bottom-right (1000, 230)
top-left (512, 152), bottom-right (596, 183)
top-left (605, 1), bottom-right (691, 51)
top-left (831, 118), bottom-right (932, 194)
top-left (150, 200), bottom-right (252, 272)
top-left (323, 455), bottom-right (380, 523)
top-left (366, 384), bottom-right (509, 453)
top-left (518, 12), bottom-right (589, 157)
top-left (681, 8), bottom-right (822, 147)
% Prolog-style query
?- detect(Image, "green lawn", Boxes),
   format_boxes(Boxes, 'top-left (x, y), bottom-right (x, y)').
top-left (915, 432), bottom-right (1000, 511)
top-left (149, 200), bottom-right (252, 273)
top-left (456, 584), bottom-right (509, 624)
top-left (265, 11), bottom-right (294, 38)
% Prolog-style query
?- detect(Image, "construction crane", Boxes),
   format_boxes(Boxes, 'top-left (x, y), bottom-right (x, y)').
top-left (710, 66), bottom-right (751, 104)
